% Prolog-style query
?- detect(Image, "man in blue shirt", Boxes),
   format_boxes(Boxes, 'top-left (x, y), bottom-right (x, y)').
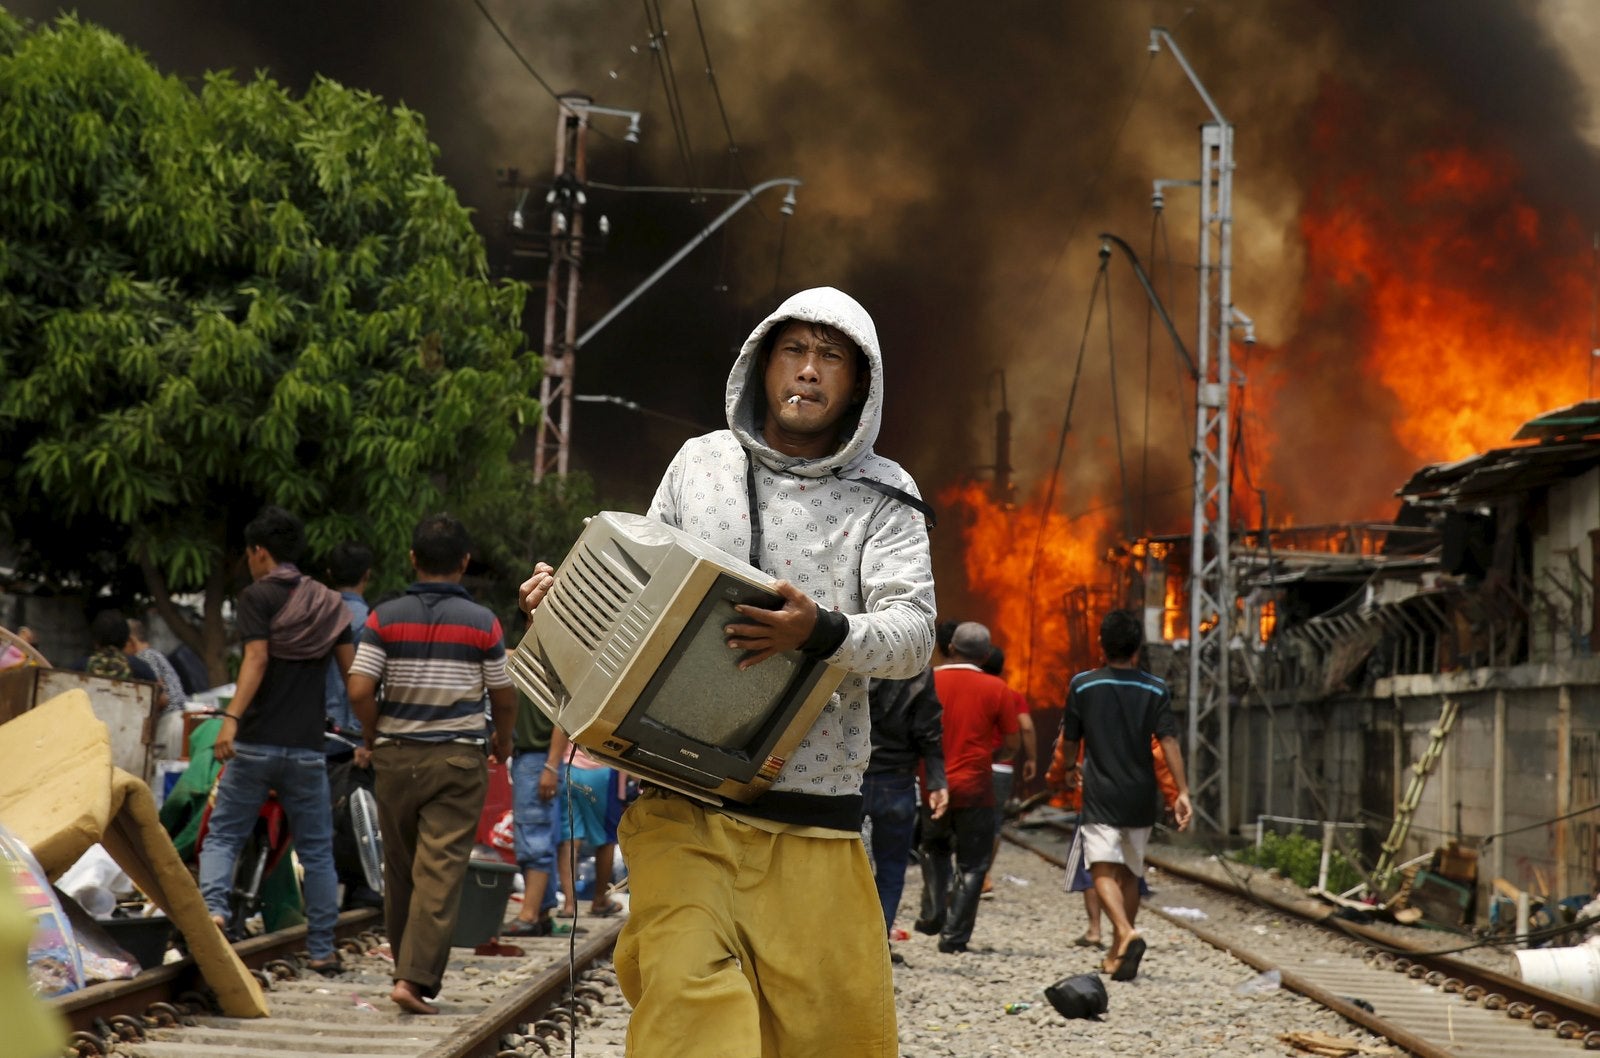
top-left (322, 542), bottom-right (373, 746)
top-left (1059, 610), bottom-right (1192, 982)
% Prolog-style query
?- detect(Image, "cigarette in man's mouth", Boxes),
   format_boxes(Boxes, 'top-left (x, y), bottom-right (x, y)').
top-left (787, 395), bottom-right (802, 405)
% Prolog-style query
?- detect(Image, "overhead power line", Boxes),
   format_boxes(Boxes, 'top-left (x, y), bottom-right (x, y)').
top-left (474, 0), bottom-right (621, 141)
top-left (641, 0), bottom-right (702, 195)
top-left (688, 0), bottom-right (764, 220)
top-left (472, 0), bottom-right (561, 104)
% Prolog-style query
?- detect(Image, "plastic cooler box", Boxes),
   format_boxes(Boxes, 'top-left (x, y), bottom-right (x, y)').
top-left (451, 859), bottom-right (518, 947)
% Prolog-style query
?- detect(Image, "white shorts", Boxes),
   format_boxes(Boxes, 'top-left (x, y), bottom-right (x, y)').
top-left (1079, 823), bottom-right (1151, 877)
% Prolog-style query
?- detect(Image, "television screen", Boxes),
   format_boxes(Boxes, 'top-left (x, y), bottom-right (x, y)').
top-left (638, 593), bottom-right (798, 752)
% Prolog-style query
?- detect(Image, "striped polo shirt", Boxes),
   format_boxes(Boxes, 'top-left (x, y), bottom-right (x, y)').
top-left (350, 582), bottom-right (510, 743)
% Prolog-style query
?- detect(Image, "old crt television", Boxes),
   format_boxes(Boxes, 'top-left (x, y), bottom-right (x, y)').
top-left (508, 510), bottom-right (847, 805)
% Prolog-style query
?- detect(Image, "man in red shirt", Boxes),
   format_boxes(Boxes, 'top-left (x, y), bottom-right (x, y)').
top-left (979, 645), bottom-right (1035, 897)
top-left (914, 622), bottom-right (1019, 953)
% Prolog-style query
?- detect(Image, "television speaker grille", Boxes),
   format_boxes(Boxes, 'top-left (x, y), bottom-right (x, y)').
top-left (508, 646), bottom-right (562, 717)
top-left (545, 542), bottom-right (639, 650)
top-left (594, 606), bottom-right (649, 679)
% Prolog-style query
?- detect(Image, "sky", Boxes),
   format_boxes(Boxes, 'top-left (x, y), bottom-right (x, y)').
top-left (11, 0), bottom-right (1600, 614)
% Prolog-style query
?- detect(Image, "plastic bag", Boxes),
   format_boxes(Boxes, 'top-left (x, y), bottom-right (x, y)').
top-left (58, 845), bottom-right (135, 911)
top-left (1235, 968), bottom-right (1282, 995)
top-left (0, 822), bottom-right (83, 996)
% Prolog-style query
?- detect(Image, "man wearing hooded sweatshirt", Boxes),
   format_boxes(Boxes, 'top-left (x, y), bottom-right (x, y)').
top-left (200, 505), bottom-right (354, 975)
top-left (521, 287), bottom-right (936, 1057)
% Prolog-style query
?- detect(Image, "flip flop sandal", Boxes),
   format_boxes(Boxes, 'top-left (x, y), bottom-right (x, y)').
top-left (588, 900), bottom-right (625, 918)
top-left (1073, 933), bottom-right (1106, 950)
top-left (502, 918), bottom-right (554, 938)
top-left (1111, 936), bottom-right (1146, 982)
top-left (307, 957), bottom-right (345, 978)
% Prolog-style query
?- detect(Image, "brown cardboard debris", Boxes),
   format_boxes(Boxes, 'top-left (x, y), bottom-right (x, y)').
top-left (1279, 1031), bottom-right (1396, 1056)
top-left (0, 691), bottom-right (267, 1017)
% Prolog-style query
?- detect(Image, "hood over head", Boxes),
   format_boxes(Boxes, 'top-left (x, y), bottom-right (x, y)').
top-left (726, 286), bottom-right (884, 477)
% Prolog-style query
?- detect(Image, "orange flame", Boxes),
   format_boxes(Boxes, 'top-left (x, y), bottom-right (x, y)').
top-left (1163, 568), bottom-right (1184, 642)
top-left (1300, 134), bottom-right (1590, 463)
top-left (1258, 599), bottom-right (1277, 644)
top-left (953, 88), bottom-right (1595, 671)
top-left (940, 480), bottom-right (1114, 702)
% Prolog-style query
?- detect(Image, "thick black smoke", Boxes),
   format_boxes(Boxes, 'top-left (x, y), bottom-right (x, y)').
top-left (9, 0), bottom-right (1599, 610)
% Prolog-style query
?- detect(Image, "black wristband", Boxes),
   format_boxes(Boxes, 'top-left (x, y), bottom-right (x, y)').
top-left (800, 608), bottom-right (849, 659)
top-left (221, 714), bottom-right (239, 723)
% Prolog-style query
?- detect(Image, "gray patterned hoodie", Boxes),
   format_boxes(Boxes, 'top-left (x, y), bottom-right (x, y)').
top-left (648, 286), bottom-right (937, 831)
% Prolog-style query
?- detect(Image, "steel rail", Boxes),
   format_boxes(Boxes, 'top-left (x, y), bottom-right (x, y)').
top-left (53, 907), bottom-right (380, 1035)
top-left (420, 919), bottom-right (624, 1058)
top-left (55, 909), bottom-right (626, 1057)
top-left (1009, 827), bottom-right (1600, 1055)
top-left (1146, 906), bottom-right (1456, 1058)
top-left (1139, 843), bottom-right (1600, 1032)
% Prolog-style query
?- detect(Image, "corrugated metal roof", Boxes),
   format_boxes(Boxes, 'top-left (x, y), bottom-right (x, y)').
top-left (1396, 439), bottom-right (1600, 507)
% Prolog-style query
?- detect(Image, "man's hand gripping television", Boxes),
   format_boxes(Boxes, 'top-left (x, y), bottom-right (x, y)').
top-left (509, 511), bottom-right (848, 807)
top-left (722, 579), bottom-right (818, 670)
top-left (518, 562), bottom-right (556, 616)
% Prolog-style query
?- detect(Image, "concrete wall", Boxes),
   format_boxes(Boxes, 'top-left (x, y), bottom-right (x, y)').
top-left (1229, 657), bottom-right (1600, 918)
top-left (0, 593), bottom-right (92, 667)
top-left (1530, 466), bottom-right (1600, 663)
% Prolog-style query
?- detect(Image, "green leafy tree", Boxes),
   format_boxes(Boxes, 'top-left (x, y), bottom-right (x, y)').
top-left (0, 11), bottom-right (540, 682)
top-left (461, 471), bottom-right (596, 625)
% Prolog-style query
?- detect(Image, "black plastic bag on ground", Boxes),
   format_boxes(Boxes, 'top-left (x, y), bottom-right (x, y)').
top-left (1045, 972), bottom-right (1108, 1020)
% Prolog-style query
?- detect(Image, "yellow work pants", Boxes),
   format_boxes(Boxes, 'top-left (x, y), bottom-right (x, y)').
top-left (614, 790), bottom-right (896, 1058)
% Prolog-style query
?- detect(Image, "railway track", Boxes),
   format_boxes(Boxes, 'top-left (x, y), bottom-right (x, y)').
top-left (1008, 820), bottom-right (1600, 1058)
top-left (53, 909), bottom-right (627, 1058)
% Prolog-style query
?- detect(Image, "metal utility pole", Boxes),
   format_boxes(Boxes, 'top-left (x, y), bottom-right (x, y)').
top-left (991, 371), bottom-right (1014, 505)
top-left (533, 94), bottom-right (591, 483)
top-left (533, 94), bottom-right (640, 482)
top-left (526, 94), bottom-right (798, 480)
top-left (1150, 26), bottom-right (1241, 834)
